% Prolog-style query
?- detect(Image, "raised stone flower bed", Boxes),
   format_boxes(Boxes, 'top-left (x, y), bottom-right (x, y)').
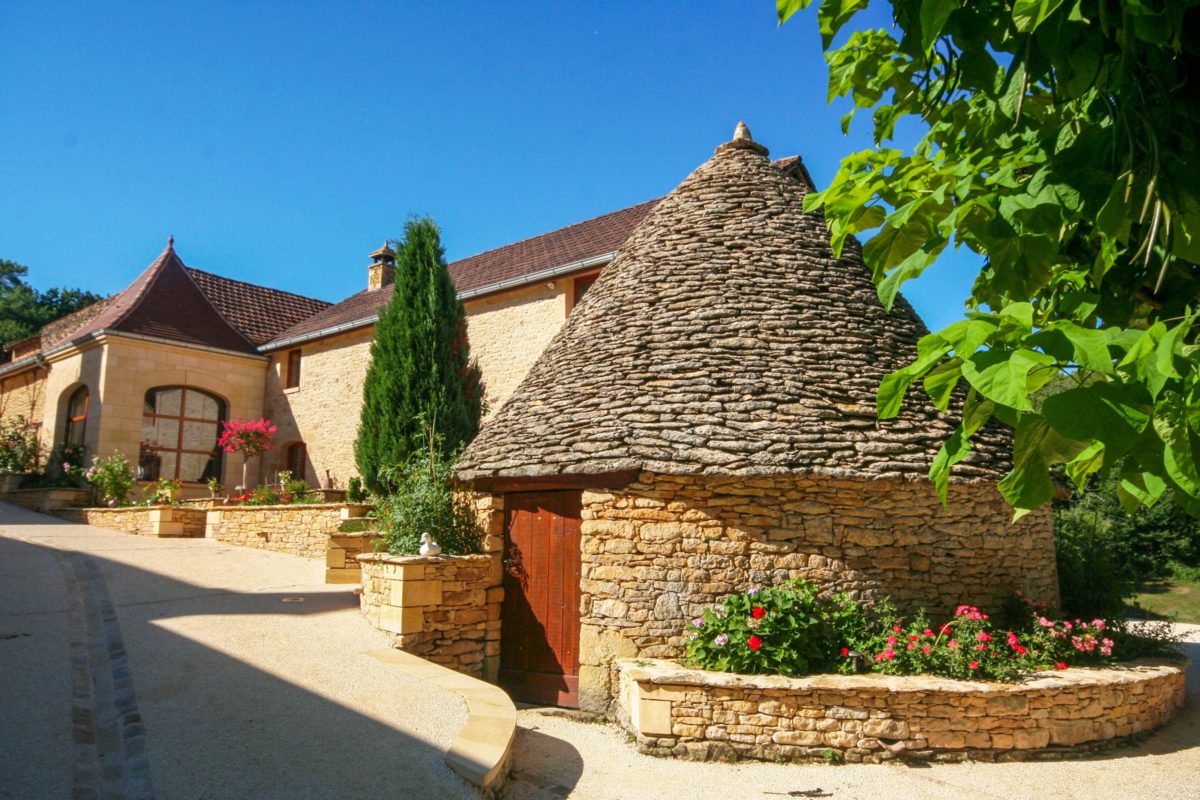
top-left (357, 552), bottom-right (503, 680)
top-left (204, 503), bottom-right (372, 557)
top-left (2, 487), bottom-right (91, 513)
top-left (617, 658), bottom-right (1187, 763)
top-left (56, 506), bottom-right (207, 538)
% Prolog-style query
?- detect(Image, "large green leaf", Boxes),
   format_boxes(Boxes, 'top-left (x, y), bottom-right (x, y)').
top-left (1153, 392), bottom-right (1200, 498)
top-left (816, 0), bottom-right (870, 46)
top-left (919, 0), bottom-right (958, 52)
top-left (922, 358), bottom-right (962, 411)
top-left (998, 414), bottom-right (1090, 519)
top-left (929, 427), bottom-right (971, 505)
top-left (776, 0), bottom-right (813, 24)
top-left (961, 348), bottom-right (1056, 411)
top-left (1042, 384), bottom-right (1151, 468)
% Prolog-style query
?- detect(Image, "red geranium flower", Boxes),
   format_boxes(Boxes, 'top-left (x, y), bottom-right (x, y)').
top-left (1055, 662), bottom-right (1069, 670)
top-left (747, 635), bottom-right (762, 651)
top-left (840, 647), bottom-right (850, 657)
top-left (751, 606), bottom-right (766, 619)
top-left (969, 660), bottom-right (979, 670)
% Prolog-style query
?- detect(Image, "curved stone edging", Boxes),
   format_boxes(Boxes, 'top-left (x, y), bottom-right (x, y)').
top-left (365, 648), bottom-right (515, 794)
top-left (617, 658), bottom-right (1187, 763)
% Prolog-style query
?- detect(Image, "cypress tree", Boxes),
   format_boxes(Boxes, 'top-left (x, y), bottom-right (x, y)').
top-left (355, 218), bottom-right (483, 493)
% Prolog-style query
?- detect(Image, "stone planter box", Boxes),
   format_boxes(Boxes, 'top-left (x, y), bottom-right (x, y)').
top-left (204, 503), bottom-right (372, 557)
top-left (325, 531), bottom-right (383, 584)
top-left (2, 487), bottom-right (91, 513)
top-left (357, 552), bottom-right (503, 680)
top-left (0, 474), bottom-right (25, 494)
top-left (56, 506), bottom-right (207, 538)
top-left (617, 658), bottom-right (1187, 763)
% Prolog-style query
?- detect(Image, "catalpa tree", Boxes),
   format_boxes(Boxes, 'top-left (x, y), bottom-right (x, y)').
top-left (778, 0), bottom-right (1200, 517)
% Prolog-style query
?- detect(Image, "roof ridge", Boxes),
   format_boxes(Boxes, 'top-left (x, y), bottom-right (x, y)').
top-left (102, 246), bottom-right (181, 332)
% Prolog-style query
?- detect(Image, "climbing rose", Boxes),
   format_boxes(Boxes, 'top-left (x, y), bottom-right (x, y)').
top-left (976, 631), bottom-right (992, 643)
top-left (747, 635), bottom-right (762, 651)
top-left (751, 606), bottom-right (766, 619)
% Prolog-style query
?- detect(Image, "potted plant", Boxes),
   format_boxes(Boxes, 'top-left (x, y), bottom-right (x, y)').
top-left (217, 417), bottom-right (276, 490)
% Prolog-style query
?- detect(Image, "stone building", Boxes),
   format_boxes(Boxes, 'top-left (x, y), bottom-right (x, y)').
top-left (455, 125), bottom-right (1058, 712)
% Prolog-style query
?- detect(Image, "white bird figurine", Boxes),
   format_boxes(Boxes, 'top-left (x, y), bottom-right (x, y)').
top-left (419, 532), bottom-right (441, 557)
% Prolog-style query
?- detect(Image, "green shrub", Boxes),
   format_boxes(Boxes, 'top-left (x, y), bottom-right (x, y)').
top-left (376, 441), bottom-right (481, 556)
top-left (84, 453), bottom-right (135, 505)
top-left (346, 476), bottom-right (367, 504)
top-left (0, 417), bottom-right (40, 474)
top-left (1053, 504), bottom-right (1135, 619)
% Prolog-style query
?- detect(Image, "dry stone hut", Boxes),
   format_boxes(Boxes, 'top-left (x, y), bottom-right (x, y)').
top-left (455, 124), bottom-right (1058, 712)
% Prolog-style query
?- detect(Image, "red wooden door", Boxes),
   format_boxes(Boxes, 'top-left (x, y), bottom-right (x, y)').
top-left (500, 491), bottom-right (582, 707)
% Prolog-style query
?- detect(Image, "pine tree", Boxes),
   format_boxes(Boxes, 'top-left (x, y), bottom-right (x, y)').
top-left (355, 218), bottom-right (483, 493)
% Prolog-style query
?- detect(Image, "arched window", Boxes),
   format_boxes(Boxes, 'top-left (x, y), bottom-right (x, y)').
top-left (64, 386), bottom-right (89, 447)
top-left (139, 386), bottom-right (226, 483)
top-left (285, 442), bottom-right (307, 482)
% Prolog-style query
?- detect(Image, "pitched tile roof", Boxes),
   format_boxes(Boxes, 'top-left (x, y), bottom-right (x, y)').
top-left (185, 267), bottom-right (331, 345)
top-left (1, 246), bottom-right (333, 370)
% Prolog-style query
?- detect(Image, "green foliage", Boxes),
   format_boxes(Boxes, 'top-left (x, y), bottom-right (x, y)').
top-left (84, 452), bottom-right (135, 505)
top-left (687, 582), bottom-right (1180, 682)
top-left (0, 258), bottom-right (104, 347)
top-left (0, 417), bottom-right (40, 474)
top-left (778, 1), bottom-right (1200, 519)
top-left (355, 218), bottom-right (484, 494)
top-left (142, 477), bottom-right (180, 505)
top-left (346, 476), bottom-right (368, 504)
top-left (375, 433), bottom-right (483, 556)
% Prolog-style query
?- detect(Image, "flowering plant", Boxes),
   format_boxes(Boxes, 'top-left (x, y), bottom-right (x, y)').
top-left (684, 581), bottom-right (867, 676)
top-left (0, 417), bottom-right (41, 474)
top-left (217, 417), bottom-right (276, 488)
top-left (142, 477), bottom-right (181, 505)
top-left (84, 452), bottom-right (135, 506)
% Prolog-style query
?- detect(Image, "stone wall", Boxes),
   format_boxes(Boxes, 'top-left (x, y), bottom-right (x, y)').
top-left (326, 532), bottom-right (382, 584)
top-left (462, 281), bottom-right (567, 412)
top-left (0, 367), bottom-right (47, 429)
top-left (575, 472), bottom-right (1057, 712)
top-left (264, 328), bottom-right (374, 490)
top-left (358, 554), bottom-right (504, 680)
top-left (56, 506), bottom-right (207, 538)
top-left (2, 487), bottom-right (91, 513)
top-left (205, 503), bottom-right (370, 557)
top-left (617, 658), bottom-right (1186, 763)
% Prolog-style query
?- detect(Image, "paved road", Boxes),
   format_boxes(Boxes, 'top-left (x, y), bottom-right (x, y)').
top-left (6, 502), bottom-right (1196, 800)
top-left (0, 502), bottom-right (472, 800)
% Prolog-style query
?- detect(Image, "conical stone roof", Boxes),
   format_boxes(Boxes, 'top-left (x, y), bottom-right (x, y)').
top-left (455, 126), bottom-right (1011, 484)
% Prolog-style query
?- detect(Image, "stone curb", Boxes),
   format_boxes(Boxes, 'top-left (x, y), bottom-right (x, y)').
top-left (365, 648), bottom-right (515, 795)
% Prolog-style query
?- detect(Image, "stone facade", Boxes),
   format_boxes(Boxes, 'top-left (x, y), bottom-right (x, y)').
top-left (325, 531), bottom-right (382, 584)
top-left (574, 472), bottom-right (1057, 712)
top-left (617, 658), bottom-right (1187, 763)
top-left (0, 367), bottom-right (47, 428)
top-left (204, 503), bottom-right (370, 557)
top-left (56, 506), bottom-right (207, 538)
top-left (265, 328), bottom-right (374, 489)
top-left (358, 553), bottom-right (504, 680)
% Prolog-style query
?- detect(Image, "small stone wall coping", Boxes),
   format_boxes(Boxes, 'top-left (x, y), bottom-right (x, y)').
top-left (55, 506), bottom-right (207, 538)
top-left (2, 487), bottom-right (91, 513)
top-left (617, 658), bottom-right (1187, 763)
top-left (205, 503), bottom-right (372, 558)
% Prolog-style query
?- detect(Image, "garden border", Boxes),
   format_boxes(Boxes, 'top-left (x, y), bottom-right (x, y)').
top-left (617, 657), bottom-right (1187, 763)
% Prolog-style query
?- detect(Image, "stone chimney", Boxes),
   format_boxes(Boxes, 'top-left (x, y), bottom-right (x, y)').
top-left (368, 242), bottom-right (396, 290)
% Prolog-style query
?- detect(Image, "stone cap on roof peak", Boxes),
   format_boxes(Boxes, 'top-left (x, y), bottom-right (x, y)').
top-left (716, 121), bottom-right (769, 157)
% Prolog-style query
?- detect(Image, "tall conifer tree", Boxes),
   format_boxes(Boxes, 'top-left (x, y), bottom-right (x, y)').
top-left (355, 218), bottom-right (483, 493)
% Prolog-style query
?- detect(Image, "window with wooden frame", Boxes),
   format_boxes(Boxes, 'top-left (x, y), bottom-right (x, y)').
top-left (285, 442), bottom-right (307, 482)
top-left (138, 386), bottom-right (226, 483)
top-left (285, 349), bottom-right (302, 389)
top-left (573, 274), bottom-right (598, 307)
top-left (64, 386), bottom-right (89, 447)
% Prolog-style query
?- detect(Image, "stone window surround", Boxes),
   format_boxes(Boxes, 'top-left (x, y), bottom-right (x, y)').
top-left (138, 385), bottom-right (226, 484)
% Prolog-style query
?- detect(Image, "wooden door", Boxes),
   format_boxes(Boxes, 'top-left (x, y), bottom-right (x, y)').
top-left (500, 491), bottom-right (582, 707)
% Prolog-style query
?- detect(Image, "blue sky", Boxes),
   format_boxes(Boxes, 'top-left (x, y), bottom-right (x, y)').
top-left (0, 1), bottom-right (978, 331)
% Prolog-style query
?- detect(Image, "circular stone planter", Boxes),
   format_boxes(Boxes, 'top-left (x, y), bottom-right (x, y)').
top-left (616, 658), bottom-right (1187, 763)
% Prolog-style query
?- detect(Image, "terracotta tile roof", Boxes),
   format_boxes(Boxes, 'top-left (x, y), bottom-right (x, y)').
top-left (185, 267), bottom-right (332, 345)
top-left (3, 247), bottom-right (332, 367)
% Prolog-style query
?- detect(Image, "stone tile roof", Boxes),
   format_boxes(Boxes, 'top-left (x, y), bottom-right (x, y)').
top-left (455, 126), bottom-right (1012, 484)
top-left (185, 267), bottom-right (331, 345)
